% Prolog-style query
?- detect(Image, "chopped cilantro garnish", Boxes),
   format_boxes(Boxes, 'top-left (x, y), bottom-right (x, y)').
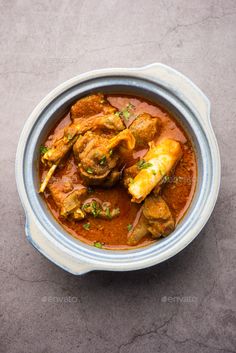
top-left (91, 201), bottom-right (101, 218)
top-left (123, 110), bottom-right (130, 120)
top-left (127, 224), bottom-right (132, 232)
top-left (40, 145), bottom-right (48, 155)
top-left (94, 241), bottom-right (103, 249)
top-left (118, 102), bottom-right (135, 121)
top-left (82, 203), bottom-right (89, 211)
top-left (83, 223), bottom-right (90, 231)
top-left (86, 167), bottom-right (94, 174)
top-left (99, 155), bottom-right (106, 165)
top-left (105, 207), bottom-right (111, 219)
top-left (91, 200), bottom-right (97, 208)
top-left (137, 159), bottom-right (153, 170)
top-left (127, 103), bottom-right (135, 110)
top-left (152, 170), bottom-right (157, 176)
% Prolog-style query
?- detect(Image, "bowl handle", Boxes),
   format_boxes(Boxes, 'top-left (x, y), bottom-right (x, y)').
top-left (25, 213), bottom-right (93, 275)
top-left (138, 63), bottom-right (211, 126)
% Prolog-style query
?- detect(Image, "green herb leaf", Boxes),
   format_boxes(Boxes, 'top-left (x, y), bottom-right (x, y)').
top-left (127, 224), bottom-right (132, 232)
top-left (99, 155), bottom-right (106, 165)
top-left (82, 203), bottom-right (89, 211)
top-left (127, 103), bottom-right (135, 109)
top-left (109, 149), bottom-right (113, 156)
top-left (120, 102), bottom-right (135, 121)
top-left (94, 241), bottom-right (103, 248)
top-left (91, 201), bottom-right (101, 218)
top-left (152, 170), bottom-right (157, 176)
top-left (40, 145), bottom-right (48, 155)
top-left (123, 110), bottom-right (130, 120)
top-left (86, 167), bottom-right (94, 174)
top-left (137, 159), bottom-right (153, 170)
top-left (83, 223), bottom-right (90, 231)
top-left (115, 111), bottom-right (121, 117)
top-left (105, 207), bottom-right (111, 219)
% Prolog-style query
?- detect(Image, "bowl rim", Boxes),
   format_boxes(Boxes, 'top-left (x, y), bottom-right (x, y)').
top-left (15, 63), bottom-right (221, 274)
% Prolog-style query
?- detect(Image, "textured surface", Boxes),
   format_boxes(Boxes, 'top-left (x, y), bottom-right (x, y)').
top-left (0, 1), bottom-right (235, 352)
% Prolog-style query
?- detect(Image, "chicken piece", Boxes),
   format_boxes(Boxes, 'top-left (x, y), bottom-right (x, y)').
top-left (102, 170), bottom-right (121, 188)
top-left (60, 190), bottom-right (86, 219)
top-left (41, 125), bottom-right (78, 166)
top-left (129, 113), bottom-right (161, 147)
top-left (127, 212), bottom-right (148, 245)
top-left (41, 95), bottom-right (119, 167)
top-left (107, 129), bottom-right (135, 151)
top-left (74, 113), bottom-right (125, 135)
top-left (70, 93), bottom-right (116, 122)
top-left (40, 95), bottom-right (123, 193)
top-left (48, 179), bottom-right (87, 220)
top-left (128, 139), bottom-right (183, 203)
top-left (73, 132), bottom-right (118, 184)
top-left (73, 129), bottom-right (135, 185)
top-left (143, 194), bottom-right (174, 237)
top-left (123, 163), bottom-right (172, 194)
top-left (123, 164), bottom-right (139, 188)
top-left (42, 114), bottom-right (124, 168)
top-left (127, 195), bottom-right (175, 245)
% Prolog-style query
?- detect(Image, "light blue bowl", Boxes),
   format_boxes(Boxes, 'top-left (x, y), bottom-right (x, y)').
top-left (15, 64), bottom-right (221, 274)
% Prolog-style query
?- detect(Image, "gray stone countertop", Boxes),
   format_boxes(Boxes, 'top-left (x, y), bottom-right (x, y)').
top-left (0, 1), bottom-right (235, 352)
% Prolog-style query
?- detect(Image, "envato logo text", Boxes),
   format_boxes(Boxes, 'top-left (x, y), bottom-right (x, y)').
top-left (41, 296), bottom-right (78, 303)
top-left (161, 296), bottom-right (198, 303)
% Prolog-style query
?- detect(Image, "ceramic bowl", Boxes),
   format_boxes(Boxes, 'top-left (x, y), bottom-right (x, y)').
top-left (15, 63), bottom-right (221, 274)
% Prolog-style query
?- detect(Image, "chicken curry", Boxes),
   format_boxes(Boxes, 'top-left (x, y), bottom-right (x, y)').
top-left (39, 93), bottom-right (197, 249)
